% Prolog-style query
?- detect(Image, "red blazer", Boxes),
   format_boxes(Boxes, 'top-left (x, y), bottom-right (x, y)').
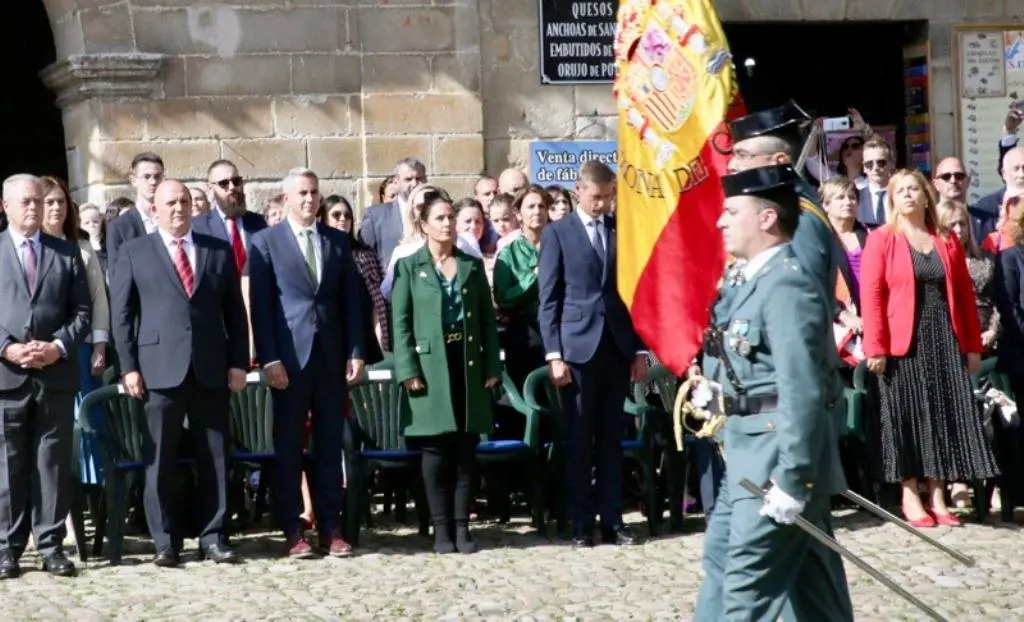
top-left (861, 225), bottom-right (982, 358)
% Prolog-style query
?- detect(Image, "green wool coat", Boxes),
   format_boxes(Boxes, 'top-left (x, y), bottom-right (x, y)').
top-left (391, 246), bottom-right (502, 437)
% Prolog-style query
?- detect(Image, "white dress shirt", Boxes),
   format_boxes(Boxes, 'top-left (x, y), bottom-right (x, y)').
top-left (286, 216), bottom-right (322, 285)
top-left (741, 244), bottom-right (784, 282)
top-left (858, 183), bottom-right (888, 226)
top-left (215, 204), bottom-right (248, 248)
top-left (137, 205), bottom-right (157, 234)
top-left (5, 228), bottom-right (65, 357)
top-left (157, 227), bottom-right (196, 273)
top-left (576, 209), bottom-right (606, 256)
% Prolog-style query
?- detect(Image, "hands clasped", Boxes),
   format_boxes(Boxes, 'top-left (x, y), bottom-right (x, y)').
top-left (2, 341), bottom-right (61, 370)
top-left (758, 483), bottom-right (806, 525)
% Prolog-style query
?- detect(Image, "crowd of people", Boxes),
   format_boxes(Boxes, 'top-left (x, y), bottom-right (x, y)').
top-left (1, 98), bottom-right (1021, 600)
top-left (0, 144), bottom-right (648, 578)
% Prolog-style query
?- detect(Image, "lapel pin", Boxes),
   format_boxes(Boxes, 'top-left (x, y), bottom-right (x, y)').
top-left (418, 271), bottom-right (427, 278)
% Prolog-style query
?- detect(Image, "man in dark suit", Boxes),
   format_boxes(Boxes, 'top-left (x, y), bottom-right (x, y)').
top-left (359, 157), bottom-right (426, 269)
top-left (249, 167), bottom-right (365, 558)
top-left (110, 180), bottom-right (250, 568)
top-left (193, 159), bottom-right (267, 276)
top-left (105, 152), bottom-right (165, 273)
top-left (538, 160), bottom-right (646, 548)
top-left (0, 174), bottom-right (91, 578)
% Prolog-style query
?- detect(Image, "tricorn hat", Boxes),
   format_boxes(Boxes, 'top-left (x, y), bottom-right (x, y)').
top-left (729, 100), bottom-right (812, 145)
top-left (721, 164), bottom-right (800, 199)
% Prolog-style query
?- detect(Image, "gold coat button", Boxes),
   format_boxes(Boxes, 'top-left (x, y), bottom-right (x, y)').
top-left (766, 422), bottom-right (775, 431)
top-left (468, 336), bottom-right (474, 342)
top-left (467, 312), bottom-right (472, 318)
top-left (462, 288), bottom-right (468, 295)
top-left (468, 360), bottom-right (474, 367)
top-left (805, 482), bottom-right (815, 489)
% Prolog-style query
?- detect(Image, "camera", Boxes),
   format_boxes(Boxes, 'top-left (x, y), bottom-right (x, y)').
top-left (823, 116), bottom-right (852, 132)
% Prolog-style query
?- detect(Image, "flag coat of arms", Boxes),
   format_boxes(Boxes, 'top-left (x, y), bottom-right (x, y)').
top-left (613, 0), bottom-right (744, 375)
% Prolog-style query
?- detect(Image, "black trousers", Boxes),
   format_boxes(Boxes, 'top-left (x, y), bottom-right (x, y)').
top-left (0, 380), bottom-right (74, 558)
top-left (413, 342), bottom-right (478, 527)
top-left (143, 368), bottom-right (230, 551)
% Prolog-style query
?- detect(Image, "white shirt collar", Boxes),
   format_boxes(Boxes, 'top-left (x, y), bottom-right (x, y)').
top-left (576, 209), bottom-right (604, 228)
top-left (136, 204), bottom-right (153, 223)
top-left (741, 244), bottom-right (784, 281)
top-left (7, 228), bottom-right (40, 248)
top-left (286, 216), bottom-right (318, 238)
top-left (867, 182), bottom-right (887, 195)
top-left (157, 227), bottom-right (194, 247)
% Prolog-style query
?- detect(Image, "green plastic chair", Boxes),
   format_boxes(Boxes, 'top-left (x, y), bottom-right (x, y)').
top-left (78, 384), bottom-right (193, 564)
top-left (344, 363), bottom-right (429, 547)
top-left (629, 364), bottom-right (687, 531)
top-left (227, 372), bottom-right (275, 529)
top-left (521, 365), bottom-right (660, 538)
top-left (476, 371), bottom-right (546, 534)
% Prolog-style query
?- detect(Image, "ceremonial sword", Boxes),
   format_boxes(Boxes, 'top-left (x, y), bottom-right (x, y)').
top-left (740, 479), bottom-right (948, 622)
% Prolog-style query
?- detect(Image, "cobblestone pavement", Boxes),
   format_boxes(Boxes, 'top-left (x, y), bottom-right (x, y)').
top-left (2, 509), bottom-right (1023, 620)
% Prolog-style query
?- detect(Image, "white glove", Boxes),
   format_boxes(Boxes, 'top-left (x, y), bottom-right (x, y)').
top-left (758, 482), bottom-right (806, 525)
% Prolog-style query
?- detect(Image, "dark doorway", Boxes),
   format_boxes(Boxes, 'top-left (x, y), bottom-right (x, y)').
top-left (1, 2), bottom-right (67, 183)
top-left (723, 20), bottom-right (927, 167)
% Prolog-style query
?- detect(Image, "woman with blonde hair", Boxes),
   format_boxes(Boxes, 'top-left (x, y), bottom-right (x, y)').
top-left (861, 169), bottom-right (997, 527)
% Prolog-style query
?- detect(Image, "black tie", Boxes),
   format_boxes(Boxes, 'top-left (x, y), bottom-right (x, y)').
top-left (874, 191), bottom-right (885, 224)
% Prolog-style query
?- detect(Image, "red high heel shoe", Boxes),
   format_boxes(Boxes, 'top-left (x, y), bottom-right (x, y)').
top-left (902, 510), bottom-right (936, 528)
top-left (929, 510), bottom-right (962, 527)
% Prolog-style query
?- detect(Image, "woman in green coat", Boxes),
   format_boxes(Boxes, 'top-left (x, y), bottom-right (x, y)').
top-left (391, 188), bottom-right (502, 554)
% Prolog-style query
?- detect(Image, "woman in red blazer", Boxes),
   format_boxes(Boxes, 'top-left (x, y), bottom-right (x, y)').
top-left (861, 169), bottom-right (997, 528)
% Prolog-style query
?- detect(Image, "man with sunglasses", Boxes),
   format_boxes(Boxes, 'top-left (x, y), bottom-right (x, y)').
top-left (856, 139), bottom-right (893, 227)
top-left (193, 159), bottom-right (267, 277)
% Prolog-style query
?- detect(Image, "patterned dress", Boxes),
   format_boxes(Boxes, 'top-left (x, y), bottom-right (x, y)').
top-left (878, 248), bottom-right (999, 483)
top-left (966, 252), bottom-right (1000, 352)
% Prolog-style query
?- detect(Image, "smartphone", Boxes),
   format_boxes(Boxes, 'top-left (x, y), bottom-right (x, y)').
top-left (823, 116), bottom-right (852, 132)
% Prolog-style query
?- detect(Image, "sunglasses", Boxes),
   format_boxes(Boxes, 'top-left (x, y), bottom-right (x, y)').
top-left (212, 176), bottom-right (244, 190)
top-left (863, 159), bottom-right (888, 171)
top-left (936, 172), bottom-right (967, 182)
top-left (328, 210), bottom-right (351, 220)
top-left (842, 141), bottom-right (864, 151)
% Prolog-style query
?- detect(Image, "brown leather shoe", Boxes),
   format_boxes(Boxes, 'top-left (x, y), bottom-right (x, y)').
top-left (320, 528), bottom-right (354, 558)
top-left (286, 533), bottom-right (318, 559)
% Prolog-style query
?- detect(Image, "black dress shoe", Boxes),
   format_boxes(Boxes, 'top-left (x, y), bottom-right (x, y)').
top-left (41, 552), bottom-right (76, 577)
top-left (601, 526), bottom-right (639, 546)
top-left (0, 550), bottom-right (20, 580)
top-left (153, 550), bottom-right (181, 568)
top-left (570, 528), bottom-right (594, 548)
top-left (199, 543), bottom-right (240, 564)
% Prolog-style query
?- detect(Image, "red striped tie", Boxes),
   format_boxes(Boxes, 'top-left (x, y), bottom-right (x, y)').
top-left (173, 239), bottom-right (194, 297)
top-left (228, 217), bottom-right (246, 275)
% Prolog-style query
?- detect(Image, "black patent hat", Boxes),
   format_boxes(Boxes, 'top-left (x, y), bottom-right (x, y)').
top-left (729, 100), bottom-right (812, 144)
top-left (721, 164), bottom-right (800, 199)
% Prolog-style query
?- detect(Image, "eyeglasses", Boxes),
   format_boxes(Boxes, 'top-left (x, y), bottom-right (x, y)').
top-left (863, 159), bottom-right (888, 171)
top-left (212, 176), bottom-right (244, 189)
top-left (328, 210), bottom-right (350, 220)
top-left (842, 141), bottom-right (864, 152)
top-left (936, 172), bottom-right (967, 182)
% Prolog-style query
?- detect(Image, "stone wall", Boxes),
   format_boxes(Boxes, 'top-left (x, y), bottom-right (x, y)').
top-left (34, 0), bottom-right (1024, 214)
top-left (40, 0), bottom-right (485, 212)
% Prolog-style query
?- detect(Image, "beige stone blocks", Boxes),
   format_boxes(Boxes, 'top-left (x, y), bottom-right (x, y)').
top-left (308, 138), bottom-right (365, 179)
top-left (221, 138), bottom-right (308, 179)
top-left (186, 57), bottom-right (291, 96)
top-left (358, 8), bottom-right (455, 53)
top-left (364, 93), bottom-right (483, 134)
top-left (432, 135), bottom-right (484, 176)
top-left (363, 137), bottom-right (431, 175)
top-left (274, 96), bottom-right (354, 138)
top-left (92, 140), bottom-right (221, 184)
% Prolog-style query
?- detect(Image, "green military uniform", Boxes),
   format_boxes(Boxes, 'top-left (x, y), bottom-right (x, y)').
top-left (694, 166), bottom-right (853, 622)
top-left (729, 102), bottom-right (854, 471)
top-left (391, 246), bottom-right (502, 436)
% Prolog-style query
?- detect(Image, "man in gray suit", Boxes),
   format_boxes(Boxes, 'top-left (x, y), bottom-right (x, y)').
top-left (0, 174), bottom-right (91, 579)
top-left (359, 157), bottom-right (426, 269)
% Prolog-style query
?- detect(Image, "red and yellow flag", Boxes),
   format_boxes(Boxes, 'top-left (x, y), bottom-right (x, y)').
top-left (613, 0), bottom-right (744, 375)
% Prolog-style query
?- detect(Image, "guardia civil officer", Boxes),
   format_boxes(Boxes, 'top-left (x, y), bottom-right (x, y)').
top-left (693, 165), bottom-right (854, 622)
top-left (690, 101), bottom-right (854, 519)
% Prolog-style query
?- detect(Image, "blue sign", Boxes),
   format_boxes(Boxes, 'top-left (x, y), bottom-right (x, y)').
top-left (529, 140), bottom-right (618, 188)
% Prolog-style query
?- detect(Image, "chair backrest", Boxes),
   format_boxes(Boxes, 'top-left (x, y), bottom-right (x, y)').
top-left (78, 384), bottom-right (148, 468)
top-left (229, 372), bottom-right (275, 456)
top-left (348, 363), bottom-right (410, 452)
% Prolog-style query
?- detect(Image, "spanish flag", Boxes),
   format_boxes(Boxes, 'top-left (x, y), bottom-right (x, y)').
top-left (613, 0), bottom-right (743, 375)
